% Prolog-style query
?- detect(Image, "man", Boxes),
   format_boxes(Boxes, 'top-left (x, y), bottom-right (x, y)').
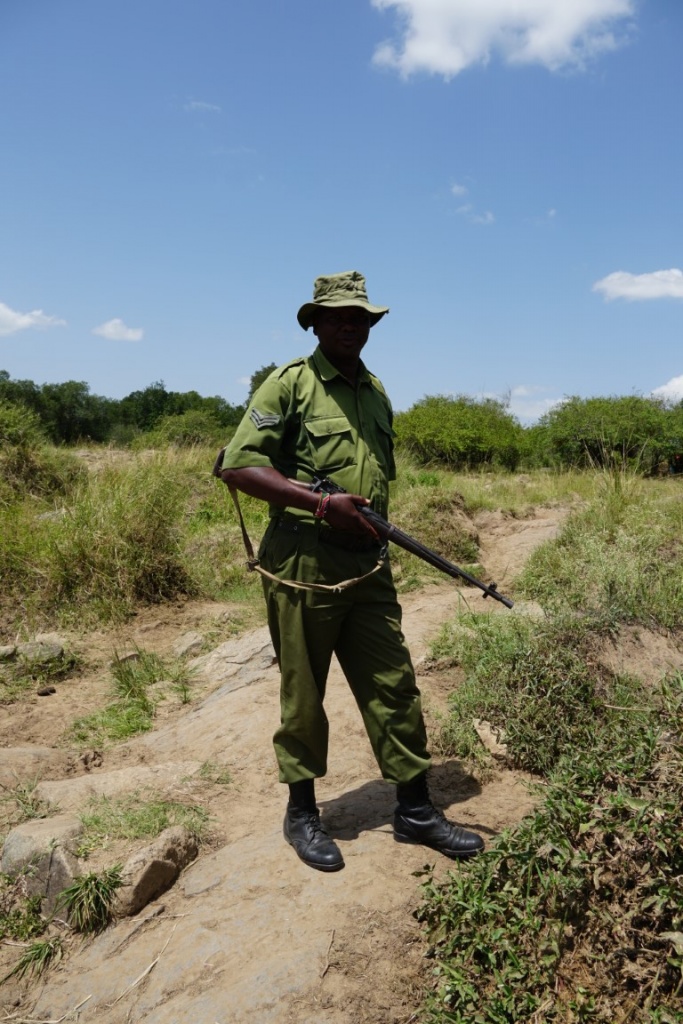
top-left (216, 270), bottom-right (484, 871)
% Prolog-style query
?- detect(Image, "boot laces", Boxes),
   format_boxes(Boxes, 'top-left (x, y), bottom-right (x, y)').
top-left (302, 811), bottom-right (328, 837)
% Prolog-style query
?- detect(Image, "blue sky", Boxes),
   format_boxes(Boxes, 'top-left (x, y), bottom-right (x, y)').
top-left (1, 0), bottom-right (681, 422)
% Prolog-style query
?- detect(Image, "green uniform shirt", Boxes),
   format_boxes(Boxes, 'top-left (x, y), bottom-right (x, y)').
top-left (222, 346), bottom-right (396, 521)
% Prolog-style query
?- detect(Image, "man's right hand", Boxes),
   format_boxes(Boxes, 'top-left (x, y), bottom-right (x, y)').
top-left (323, 492), bottom-right (379, 540)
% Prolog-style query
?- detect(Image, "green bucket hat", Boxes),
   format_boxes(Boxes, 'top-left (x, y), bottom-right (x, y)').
top-left (297, 270), bottom-right (389, 331)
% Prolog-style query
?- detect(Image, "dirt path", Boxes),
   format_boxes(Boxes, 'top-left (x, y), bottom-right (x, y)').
top-left (1, 508), bottom-right (567, 1024)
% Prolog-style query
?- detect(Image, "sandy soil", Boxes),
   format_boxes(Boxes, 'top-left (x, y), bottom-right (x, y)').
top-left (4, 501), bottom-right (679, 1023)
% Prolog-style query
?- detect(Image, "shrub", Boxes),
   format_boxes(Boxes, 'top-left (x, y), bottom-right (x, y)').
top-left (394, 395), bottom-right (523, 470)
top-left (0, 401), bottom-right (85, 505)
top-left (533, 395), bottom-right (683, 474)
top-left (131, 409), bottom-right (230, 450)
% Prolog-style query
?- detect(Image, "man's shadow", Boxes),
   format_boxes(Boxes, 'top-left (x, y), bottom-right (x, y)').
top-left (319, 760), bottom-right (496, 841)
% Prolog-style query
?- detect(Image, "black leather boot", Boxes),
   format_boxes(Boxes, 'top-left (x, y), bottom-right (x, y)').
top-left (283, 806), bottom-right (345, 872)
top-left (394, 774), bottom-right (484, 859)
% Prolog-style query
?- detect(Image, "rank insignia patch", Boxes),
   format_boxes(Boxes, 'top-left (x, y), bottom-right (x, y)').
top-left (250, 408), bottom-right (280, 430)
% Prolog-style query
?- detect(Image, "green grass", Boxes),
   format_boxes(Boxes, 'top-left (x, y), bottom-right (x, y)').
top-left (70, 647), bottom-right (194, 746)
top-left (57, 865), bottom-right (123, 933)
top-left (417, 675), bottom-right (683, 1024)
top-left (518, 479), bottom-right (683, 628)
top-left (0, 779), bottom-right (51, 845)
top-left (0, 446), bottom-right (269, 636)
top-left (197, 760), bottom-right (233, 785)
top-left (2, 937), bottom-right (63, 982)
top-left (430, 613), bottom-right (643, 776)
top-left (419, 471), bottom-right (683, 1023)
top-left (77, 793), bottom-right (210, 856)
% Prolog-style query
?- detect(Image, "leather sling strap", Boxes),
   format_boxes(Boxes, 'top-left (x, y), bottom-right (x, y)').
top-left (227, 487), bottom-right (385, 594)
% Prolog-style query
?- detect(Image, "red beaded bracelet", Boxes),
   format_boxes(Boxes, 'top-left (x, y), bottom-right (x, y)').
top-left (314, 492), bottom-right (331, 520)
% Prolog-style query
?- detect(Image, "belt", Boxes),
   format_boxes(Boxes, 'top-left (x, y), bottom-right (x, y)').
top-left (274, 517), bottom-right (379, 553)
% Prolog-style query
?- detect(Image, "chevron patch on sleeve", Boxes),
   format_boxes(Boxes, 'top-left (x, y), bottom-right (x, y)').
top-left (250, 407), bottom-right (281, 430)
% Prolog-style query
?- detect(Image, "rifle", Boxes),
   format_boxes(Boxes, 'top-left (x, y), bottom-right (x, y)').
top-left (312, 476), bottom-right (514, 609)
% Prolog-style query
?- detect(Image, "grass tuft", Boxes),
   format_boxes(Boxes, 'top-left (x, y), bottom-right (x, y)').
top-left (57, 865), bottom-right (123, 933)
top-left (2, 936), bottom-right (63, 982)
top-left (70, 647), bottom-right (193, 746)
top-left (77, 794), bottom-right (210, 857)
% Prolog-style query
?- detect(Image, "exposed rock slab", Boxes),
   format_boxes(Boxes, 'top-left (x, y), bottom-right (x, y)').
top-left (1, 814), bottom-right (83, 914)
top-left (35, 762), bottom-right (203, 812)
top-left (187, 626), bottom-right (276, 688)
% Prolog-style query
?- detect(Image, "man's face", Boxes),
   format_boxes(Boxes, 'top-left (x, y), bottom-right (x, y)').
top-left (313, 307), bottom-right (372, 367)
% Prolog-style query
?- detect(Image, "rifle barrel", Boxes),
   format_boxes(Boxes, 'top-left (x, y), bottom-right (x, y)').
top-left (361, 508), bottom-right (514, 609)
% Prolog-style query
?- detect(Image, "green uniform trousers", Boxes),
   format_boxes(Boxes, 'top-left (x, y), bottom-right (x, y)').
top-left (258, 517), bottom-right (432, 786)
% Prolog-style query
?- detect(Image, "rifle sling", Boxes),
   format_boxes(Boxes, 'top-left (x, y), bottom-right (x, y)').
top-left (227, 487), bottom-right (386, 594)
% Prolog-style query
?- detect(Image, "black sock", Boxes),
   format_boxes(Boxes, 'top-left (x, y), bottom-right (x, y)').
top-left (396, 772), bottom-right (430, 809)
top-left (288, 778), bottom-right (316, 811)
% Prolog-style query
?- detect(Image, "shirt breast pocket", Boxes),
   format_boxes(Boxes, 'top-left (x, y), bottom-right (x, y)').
top-left (304, 416), bottom-right (357, 473)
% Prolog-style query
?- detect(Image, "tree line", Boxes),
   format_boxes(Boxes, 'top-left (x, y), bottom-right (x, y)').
top-left (0, 366), bottom-right (276, 447)
top-left (395, 393), bottom-right (683, 474)
top-left (1, 367), bottom-right (682, 474)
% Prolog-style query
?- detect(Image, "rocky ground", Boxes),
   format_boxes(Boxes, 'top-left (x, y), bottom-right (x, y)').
top-left (2, 504), bottom-right (682, 1024)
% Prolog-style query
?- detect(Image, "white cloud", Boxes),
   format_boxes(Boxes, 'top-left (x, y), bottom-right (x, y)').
top-left (0, 301), bottom-right (66, 337)
top-left (504, 385), bottom-right (562, 423)
top-left (371, 0), bottom-right (635, 78)
top-left (92, 318), bottom-right (144, 342)
top-left (451, 181), bottom-right (468, 196)
top-left (593, 268), bottom-right (683, 301)
top-left (184, 100), bottom-right (221, 113)
top-left (455, 202), bottom-right (495, 225)
top-left (474, 385), bottom-right (563, 423)
top-left (651, 375), bottom-right (683, 403)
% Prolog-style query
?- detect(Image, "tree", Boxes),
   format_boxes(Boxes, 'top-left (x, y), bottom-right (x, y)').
top-left (248, 363), bottom-right (277, 401)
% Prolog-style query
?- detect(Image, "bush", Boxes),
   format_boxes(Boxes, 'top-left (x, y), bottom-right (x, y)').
top-left (394, 395), bottom-right (523, 470)
top-left (0, 401), bottom-right (85, 505)
top-left (131, 410), bottom-right (230, 450)
top-left (533, 395), bottom-right (683, 474)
